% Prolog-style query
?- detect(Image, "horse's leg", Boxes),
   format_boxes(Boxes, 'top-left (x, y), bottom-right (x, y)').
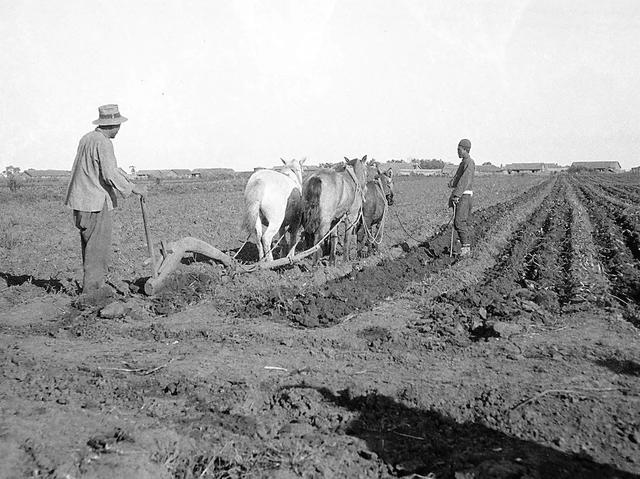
top-left (313, 230), bottom-right (325, 265)
top-left (370, 220), bottom-right (378, 255)
top-left (253, 216), bottom-right (264, 262)
top-left (261, 216), bottom-right (283, 262)
top-left (356, 222), bottom-right (364, 258)
top-left (313, 236), bottom-right (321, 265)
top-left (312, 221), bottom-right (329, 265)
top-left (344, 221), bottom-right (354, 262)
top-left (329, 225), bottom-right (338, 265)
top-left (359, 218), bottom-right (373, 256)
top-left (277, 224), bottom-right (288, 259)
top-left (287, 222), bottom-right (300, 259)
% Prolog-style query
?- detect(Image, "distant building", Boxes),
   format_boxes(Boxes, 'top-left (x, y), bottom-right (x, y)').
top-left (191, 168), bottom-right (235, 179)
top-left (631, 166), bottom-right (640, 174)
top-left (504, 163), bottom-right (546, 174)
top-left (171, 169), bottom-right (193, 178)
top-left (571, 161), bottom-right (621, 172)
top-left (404, 168), bottom-right (441, 176)
top-left (377, 161), bottom-right (413, 177)
top-left (441, 163), bottom-right (459, 176)
top-left (544, 163), bottom-right (569, 174)
top-left (136, 169), bottom-right (177, 179)
top-left (476, 164), bottom-right (505, 175)
top-left (24, 169), bottom-right (70, 179)
top-left (376, 162), bottom-right (442, 177)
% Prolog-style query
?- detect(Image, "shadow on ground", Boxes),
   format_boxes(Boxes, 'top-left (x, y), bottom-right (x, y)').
top-left (289, 385), bottom-right (639, 479)
top-left (595, 357), bottom-right (640, 377)
top-left (0, 272), bottom-right (67, 293)
top-left (227, 242), bottom-right (259, 263)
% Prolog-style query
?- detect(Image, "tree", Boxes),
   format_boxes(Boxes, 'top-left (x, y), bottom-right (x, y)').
top-left (4, 166), bottom-right (22, 192)
top-left (419, 159), bottom-right (444, 169)
top-left (4, 165), bottom-right (21, 177)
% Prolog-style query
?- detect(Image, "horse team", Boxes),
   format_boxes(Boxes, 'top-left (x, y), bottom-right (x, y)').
top-left (243, 156), bottom-right (394, 265)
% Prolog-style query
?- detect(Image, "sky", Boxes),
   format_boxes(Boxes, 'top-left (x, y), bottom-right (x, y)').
top-left (1, 0), bottom-right (639, 172)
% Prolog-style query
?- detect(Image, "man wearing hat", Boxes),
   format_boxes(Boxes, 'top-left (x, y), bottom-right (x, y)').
top-left (65, 104), bottom-right (147, 296)
top-left (448, 138), bottom-right (475, 256)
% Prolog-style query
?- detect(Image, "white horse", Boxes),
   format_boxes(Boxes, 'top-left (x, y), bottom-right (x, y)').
top-left (243, 158), bottom-right (305, 262)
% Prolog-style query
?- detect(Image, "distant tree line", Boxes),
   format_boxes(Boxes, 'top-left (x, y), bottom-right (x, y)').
top-left (412, 159), bottom-right (445, 169)
top-left (387, 158), bottom-right (445, 169)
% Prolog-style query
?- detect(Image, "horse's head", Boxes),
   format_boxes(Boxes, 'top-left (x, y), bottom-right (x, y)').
top-left (343, 155), bottom-right (368, 190)
top-left (280, 157), bottom-right (305, 187)
top-left (377, 168), bottom-right (395, 205)
top-left (365, 163), bottom-right (379, 183)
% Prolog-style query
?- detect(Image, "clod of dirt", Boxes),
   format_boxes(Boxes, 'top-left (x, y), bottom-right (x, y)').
top-left (87, 428), bottom-right (134, 453)
top-left (487, 321), bottom-right (523, 337)
top-left (99, 301), bottom-right (129, 318)
top-left (108, 279), bottom-right (131, 296)
top-left (534, 289), bottom-right (560, 309)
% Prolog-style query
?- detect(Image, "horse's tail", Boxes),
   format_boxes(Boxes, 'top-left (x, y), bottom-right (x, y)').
top-left (243, 180), bottom-right (264, 239)
top-left (303, 176), bottom-right (322, 234)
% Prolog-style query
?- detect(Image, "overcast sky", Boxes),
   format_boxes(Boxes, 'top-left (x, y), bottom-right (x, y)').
top-left (1, 0), bottom-right (639, 171)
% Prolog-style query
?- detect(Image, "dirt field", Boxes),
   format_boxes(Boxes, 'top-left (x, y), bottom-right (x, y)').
top-left (1, 172), bottom-right (639, 479)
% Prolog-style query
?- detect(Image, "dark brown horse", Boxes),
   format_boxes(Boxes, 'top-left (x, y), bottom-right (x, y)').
top-left (356, 166), bottom-right (394, 257)
top-left (302, 155), bottom-right (368, 264)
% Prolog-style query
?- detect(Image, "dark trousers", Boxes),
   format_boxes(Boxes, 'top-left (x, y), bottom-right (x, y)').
top-left (454, 194), bottom-right (473, 246)
top-left (74, 202), bottom-right (112, 293)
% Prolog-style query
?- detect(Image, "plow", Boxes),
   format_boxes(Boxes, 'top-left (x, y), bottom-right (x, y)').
top-left (142, 235), bottom-right (324, 295)
top-left (140, 203), bottom-right (387, 296)
top-left (140, 203), bottom-right (361, 295)
top-left (139, 168), bottom-right (392, 296)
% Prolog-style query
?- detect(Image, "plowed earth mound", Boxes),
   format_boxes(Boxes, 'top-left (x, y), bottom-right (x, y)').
top-left (1, 174), bottom-right (639, 479)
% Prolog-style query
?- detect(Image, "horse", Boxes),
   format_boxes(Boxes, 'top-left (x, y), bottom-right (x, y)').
top-left (302, 155), bottom-right (368, 264)
top-left (356, 166), bottom-right (395, 257)
top-left (383, 167), bottom-right (394, 205)
top-left (243, 158), bottom-right (305, 262)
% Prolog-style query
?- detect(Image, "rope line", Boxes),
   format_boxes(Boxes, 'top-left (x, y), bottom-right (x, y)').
top-left (360, 178), bottom-right (388, 246)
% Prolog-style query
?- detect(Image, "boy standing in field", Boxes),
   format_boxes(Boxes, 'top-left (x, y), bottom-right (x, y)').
top-left (65, 104), bottom-right (146, 298)
top-left (448, 138), bottom-right (475, 256)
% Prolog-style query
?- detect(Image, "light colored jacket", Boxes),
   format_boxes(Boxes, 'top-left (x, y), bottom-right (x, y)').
top-left (65, 129), bottom-right (134, 211)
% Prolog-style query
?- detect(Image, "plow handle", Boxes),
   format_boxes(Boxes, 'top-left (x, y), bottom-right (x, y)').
top-left (449, 202), bottom-right (457, 258)
top-left (140, 196), bottom-right (157, 278)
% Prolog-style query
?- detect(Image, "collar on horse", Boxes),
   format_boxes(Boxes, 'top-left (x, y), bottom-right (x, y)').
top-left (345, 164), bottom-right (366, 203)
top-left (278, 166), bottom-right (301, 186)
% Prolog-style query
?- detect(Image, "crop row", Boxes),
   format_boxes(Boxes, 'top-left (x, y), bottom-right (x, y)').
top-left (570, 177), bottom-right (640, 325)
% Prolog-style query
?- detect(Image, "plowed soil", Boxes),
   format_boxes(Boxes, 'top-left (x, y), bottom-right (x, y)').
top-left (1, 173), bottom-right (639, 479)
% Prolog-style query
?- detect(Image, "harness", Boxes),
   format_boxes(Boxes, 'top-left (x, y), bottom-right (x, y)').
top-left (376, 177), bottom-right (389, 207)
top-left (360, 177), bottom-right (388, 245)
top-left (345, 164), bottom-right (366, 203)
top-left (277, 166), bottom-right (302, 188)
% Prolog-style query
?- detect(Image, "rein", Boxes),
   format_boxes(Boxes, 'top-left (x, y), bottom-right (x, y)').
top-left (344, 165), bottom-right (366, 203)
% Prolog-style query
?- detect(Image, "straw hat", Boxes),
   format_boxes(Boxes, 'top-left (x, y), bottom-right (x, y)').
top-left (92, 104), bottom-right (128, 126)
